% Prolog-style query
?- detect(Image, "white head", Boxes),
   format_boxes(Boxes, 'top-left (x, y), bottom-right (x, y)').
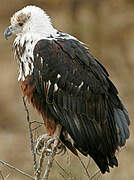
top-left (4, 5), bottom-right (56, 39)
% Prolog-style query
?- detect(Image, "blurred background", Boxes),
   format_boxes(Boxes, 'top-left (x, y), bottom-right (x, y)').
top-left (0, 0), bottom-right (134, 179)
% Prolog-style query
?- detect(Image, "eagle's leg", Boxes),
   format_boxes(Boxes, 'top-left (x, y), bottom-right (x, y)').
top-left (36, 124), bottom-right (66, 155)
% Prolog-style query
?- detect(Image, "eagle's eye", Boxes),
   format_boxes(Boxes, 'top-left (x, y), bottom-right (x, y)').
top-left (19, 22), bottom-right (23, 26)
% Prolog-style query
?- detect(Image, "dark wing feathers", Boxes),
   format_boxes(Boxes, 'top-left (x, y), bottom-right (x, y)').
top-left (33, 38), bottom-right (130, 173)
top-left (114, 107), bottom-right (130, 146)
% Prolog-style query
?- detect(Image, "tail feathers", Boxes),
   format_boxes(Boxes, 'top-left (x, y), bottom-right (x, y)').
top-left (109, 156), bottom-right (118, 168)
top-left (91, 153), bottom-right (119, 174)
top-left (91, 155), bottom-right (110, 174)
top-left (114, 106), bottom-right (130, 146)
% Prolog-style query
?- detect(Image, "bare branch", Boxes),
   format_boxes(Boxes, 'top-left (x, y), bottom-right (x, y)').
top-left (36, 145), bottom-right (46, 179)
top-left (32, 124), bottom-right (42, 132)
top-left (4, 173), bottom-right (11, 180)
top-left (55, 159), bottom-right (71, 177)
top-left (22, 97), bottom-right (37, 178)
top-left (0, 170), bottom-right (5, 180)
top-left (90, 170), bottom-right (101, 180)
top-left (59, 172), bottom-right (66, 180)
top-left (0, 160), bottom-right (34, 179)
top-left (78, 155), bottom-right (91, 179)
top-left (86, 157), bottom-right (91, 170)
top-left (30, 120), bottom-right (44, 125)
top-left (78, 155), bottom-right (101, 180)
top-left (42, 140), bottom-right (58, 180)
top-left (42, 153), bottom-right (54, 179)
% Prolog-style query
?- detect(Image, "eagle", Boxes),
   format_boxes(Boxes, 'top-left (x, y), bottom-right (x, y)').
top-left (4, 6), bottom-right (130, 174)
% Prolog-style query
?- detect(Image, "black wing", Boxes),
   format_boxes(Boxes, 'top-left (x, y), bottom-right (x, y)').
top-left (33, 38), bottom-right (130, 173)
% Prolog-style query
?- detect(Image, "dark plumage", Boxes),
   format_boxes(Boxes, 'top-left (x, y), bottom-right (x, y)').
top-left (32, 38), bottom-right (130, 173)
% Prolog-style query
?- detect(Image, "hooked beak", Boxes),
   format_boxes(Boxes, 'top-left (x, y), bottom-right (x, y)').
top-left (4, 26), bottom-right (13, 40)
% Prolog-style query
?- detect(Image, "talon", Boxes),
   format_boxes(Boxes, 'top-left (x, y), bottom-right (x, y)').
top-left (35, 134), bottom-right (66, 156)
top-left (56, 144), bottom-right (66, 155)
top-left (35, 134), bottom-right (52, 155)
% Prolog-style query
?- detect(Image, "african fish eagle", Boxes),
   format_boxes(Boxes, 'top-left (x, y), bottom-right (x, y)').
top-left (4, 5), bottom-right (130, 174)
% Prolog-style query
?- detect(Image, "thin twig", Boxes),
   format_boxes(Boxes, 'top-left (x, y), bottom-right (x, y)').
top-left (0, 160), bottom-right (34, 179)
top-left (90, 170), bottom-right (100, 180)
top-left (78, 155), bottom-right (91, 179)
top-left (22, 97), bottom-right (37, 178)
top-left (42, 153), bottom-right (54, 179)
top-left (30, 120), bottom-right (44, 125)
top-left (36, 145), bottom-right (46, 179)
top-left (55, 159), bottom-right (71, 177)
top-left (59, 172), bottom-right (67, 180)
top-left (4, 173), bottom-right (10, 180)
top-left (32, 125), bottom-right (42, 132)
top-left (43, 154), bottom-right (54, 180)
top-left (42, 141), bottom-right (58, 180)
top-left (0, 170), bottom-right (4, 180)
top-left (86, 158), bottom-right (91, 170)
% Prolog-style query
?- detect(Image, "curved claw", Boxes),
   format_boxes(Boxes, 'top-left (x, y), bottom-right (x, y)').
top-left (55, 141), bottom-right (66, 155)
top-left (56, 144), bottom-right (66, 155)
top-left (35, 134), bottom-right (52, 155)
top-left (35, 134), bottom-right (66, 156)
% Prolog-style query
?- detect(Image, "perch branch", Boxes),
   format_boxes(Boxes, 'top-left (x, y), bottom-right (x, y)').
top-left (42, 140), bottom-right (59, 180)
top-left (36, 145), bottom-right (47, 179)
top-left (22, 97), bottom-right (37, 178)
